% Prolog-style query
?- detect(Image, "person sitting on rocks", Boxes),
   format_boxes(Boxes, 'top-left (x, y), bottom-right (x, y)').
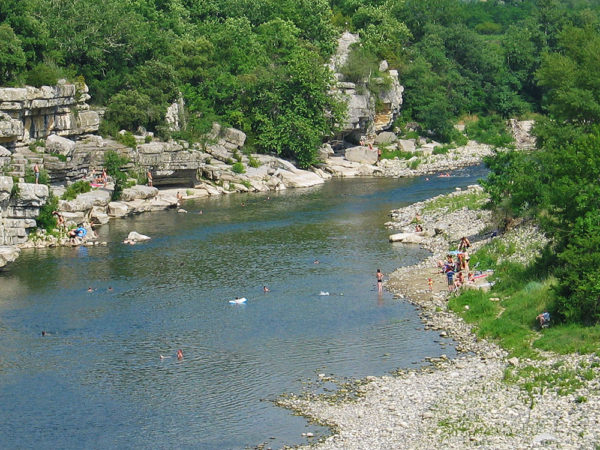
top-left (68, 226), bottom-right (87, 244)
top-left (536, 311), bottom-right (551, 328)
top-left (415, 224), bottom-right (423, 232)
top-left (459, 236), bottom-right (471, 251)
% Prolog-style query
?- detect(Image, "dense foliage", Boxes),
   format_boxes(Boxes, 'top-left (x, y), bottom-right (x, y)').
top-left (482, 24), bottom-right (600, 325)
top-left (3, 0), bottom-right (600, 156)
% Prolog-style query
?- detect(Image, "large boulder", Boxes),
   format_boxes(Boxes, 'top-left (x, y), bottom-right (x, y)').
top-left (120, 185), bottom-right (159, 202)
top-left (0, 246), bottom-right (20, 268)
top-left (345, 146), bottom-right (378, 164)
top-left (318, 144), bottom-right (334, 162)
top-left (108, 202), bottom-right (129, 217)
top-left (59, 189), bottom-right (111, 212)
top-left (374, 132), bottom-right (397, 145)
top-left (398, 139), bottom-right (416, 153)
top-left (275, 168), bottom-right (325, 188)
top-left (126, 231), bottom-right (151, 242)
top-left (222, 127), bottom-right (246, 148)
top-left (46, 134), bottom-right (76, 157)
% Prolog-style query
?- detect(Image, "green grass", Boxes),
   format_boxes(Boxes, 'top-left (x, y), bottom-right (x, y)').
top-left (422, 191), bottom-right (489, 214)
top-left (450, 238), bottom-right (600, 356)
top-left (379, 148), bottom-right (418, 160)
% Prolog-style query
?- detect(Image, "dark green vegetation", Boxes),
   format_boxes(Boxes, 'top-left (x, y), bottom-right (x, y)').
top-left (481, 19), bottom-right (600, 327)
top-left (2, 0), bottom-right (600, 163)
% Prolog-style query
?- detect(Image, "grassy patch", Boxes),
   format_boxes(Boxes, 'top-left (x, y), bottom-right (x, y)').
top-left (62, 180), bottom-right (92, 200)
top-left (535, 324), bottom-right (600, 354)
top-left (422, 191), bottom-right (489, 214)
top-left (380, 148), bottom-right (418, 160)
top-left (451, 238), bottom-right (600, 356)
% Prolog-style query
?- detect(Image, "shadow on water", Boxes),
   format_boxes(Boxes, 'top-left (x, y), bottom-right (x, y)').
top-left (0, 165), bottom-right (486, 448)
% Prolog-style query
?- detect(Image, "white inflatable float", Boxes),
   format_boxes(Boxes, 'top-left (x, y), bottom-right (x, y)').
top-left (229, 297), bottom-right (247, 304)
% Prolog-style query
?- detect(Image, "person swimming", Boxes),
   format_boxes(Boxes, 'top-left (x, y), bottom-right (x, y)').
top-left (263, 286), bottom-right (270, 292)
top-left (177, 349), bottom-right (183, 360)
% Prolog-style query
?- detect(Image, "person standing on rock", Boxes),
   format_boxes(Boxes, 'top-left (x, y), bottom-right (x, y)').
top-left (147, 170), bottom-right (153, 187)
top-left (34, 163), bottom-right (40, 184)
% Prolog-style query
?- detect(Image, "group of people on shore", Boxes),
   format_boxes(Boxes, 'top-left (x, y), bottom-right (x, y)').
top-left (439, 236), bottom-right (474, 292)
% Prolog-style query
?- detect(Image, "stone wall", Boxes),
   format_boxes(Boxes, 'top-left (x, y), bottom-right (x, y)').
top-left (0, 81), bottom-right (99, 150)
top-left (0, 176), bottom-right (49, 246)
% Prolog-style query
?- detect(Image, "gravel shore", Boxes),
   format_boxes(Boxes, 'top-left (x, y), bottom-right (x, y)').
top-left (279, 188), bottom-right (600, 449)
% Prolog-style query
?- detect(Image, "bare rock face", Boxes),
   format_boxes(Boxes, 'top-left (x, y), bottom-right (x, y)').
top-left (46, 134), bottom-right (76, 156)
top-left (345, 146), bottom-right (378, 164)
top-left (328, 33), bottom-right (404, 140)
top-left (508, 119), bottom-right (536, 149)
top-left (0, 81), bottom-right (99, 150)
top-left (1, 181), bottom-right (49, 245)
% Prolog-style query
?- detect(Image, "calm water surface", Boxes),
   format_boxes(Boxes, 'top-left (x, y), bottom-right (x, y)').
top-left (0, 166), bottom-right (485, 449)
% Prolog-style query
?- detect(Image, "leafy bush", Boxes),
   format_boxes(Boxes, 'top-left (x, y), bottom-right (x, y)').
top-left (465, 116), bottom-right (514, 147)
top-left (62, 180), bottom-right (91, 200)
top-left (25, 62), bottom-right (60, 87)
top-left (116, 131), bottom-right (137, 149)
top-left (36, 194), bottom-right (59, 231)
top-left (248, 155), bottom-right (260, 168)
top-left (409, 158), bottom-right (421, 170)
top-left (231, 162), bottom-right (245, 174)
top-left (340, 46), bottom-right (379, 83)
top-left (104, 150), bottom-right (130, 200)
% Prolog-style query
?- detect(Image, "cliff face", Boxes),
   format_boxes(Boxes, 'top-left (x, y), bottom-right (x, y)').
top-left (0, 176), bottom-right (49, 248)
top-left (0, 81), bottom-right (100, 150)
top-left (328, 32), bottom-right (404, 143)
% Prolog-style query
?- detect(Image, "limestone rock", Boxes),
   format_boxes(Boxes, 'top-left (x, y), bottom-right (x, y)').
top-left (275, 168), bottom-right (325, 189)
top-left (318, 143), bottom-right (334, 162)
top-left (46, 134), bottom-right (76, 156)
top-left (108, 202), bottom-right (129, 217)
top-left (375, 132), bottom-right (397, 145)
top-left (14, 183), bottom-right (49, 207)
top-left (398, 139), bottom-right (416, 153)
top-left (59, 189), bottom-right (111, 212)
top-left (120, 185), bottom-right (159, 202)
top-left (0, 245), bottom-right (20, 268)
top-left (345, 146), bottom-right (378, 164)
top-left (389, 232), bottom-right (425, 244)
top-left (126, 231), bottom-right (151, 242)
top-left (222, 127), bottom-right (246, 148)
top-left (0, 176), bottom-right (13, 204)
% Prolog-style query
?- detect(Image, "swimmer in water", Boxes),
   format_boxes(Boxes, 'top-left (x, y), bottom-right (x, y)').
top-left (314, 259), bottom-right (320, 264)
top-left (87, 287), bottom-right (94, 292)
top-left (177, 349), bottom-right (183, 360)
top-left (263, 285), bottom-right (270, 292)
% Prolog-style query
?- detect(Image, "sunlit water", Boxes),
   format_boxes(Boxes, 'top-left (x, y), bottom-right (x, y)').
top-left (0, 166), bottom-right (486, 449)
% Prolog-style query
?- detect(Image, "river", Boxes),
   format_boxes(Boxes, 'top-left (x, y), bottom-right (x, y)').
top-left (0, 166), bottom-right (486, 449)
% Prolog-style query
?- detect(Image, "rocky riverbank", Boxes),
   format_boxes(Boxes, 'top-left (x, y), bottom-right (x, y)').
top-left (278, 188), bottom-right (600, 449)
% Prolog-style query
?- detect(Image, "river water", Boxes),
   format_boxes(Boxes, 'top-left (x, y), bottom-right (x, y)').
top-left (0, 166), bottom-right (485, 449)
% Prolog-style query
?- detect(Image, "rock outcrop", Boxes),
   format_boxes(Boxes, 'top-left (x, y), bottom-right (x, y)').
top-left (328, 32), bottom-right (404, 141)
top-left (0, 81), bottom-right (99, 151)
top-left (0, 176), bottom-right (49, 247)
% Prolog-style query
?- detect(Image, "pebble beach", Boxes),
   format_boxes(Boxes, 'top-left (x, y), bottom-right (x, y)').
top-left (279, 187), bottom-right (600, 449)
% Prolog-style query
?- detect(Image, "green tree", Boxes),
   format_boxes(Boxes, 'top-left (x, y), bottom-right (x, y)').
top-left (537, 26), bottom-right (600, 123)
top-left (0, 23), bottom-right (26, 84)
